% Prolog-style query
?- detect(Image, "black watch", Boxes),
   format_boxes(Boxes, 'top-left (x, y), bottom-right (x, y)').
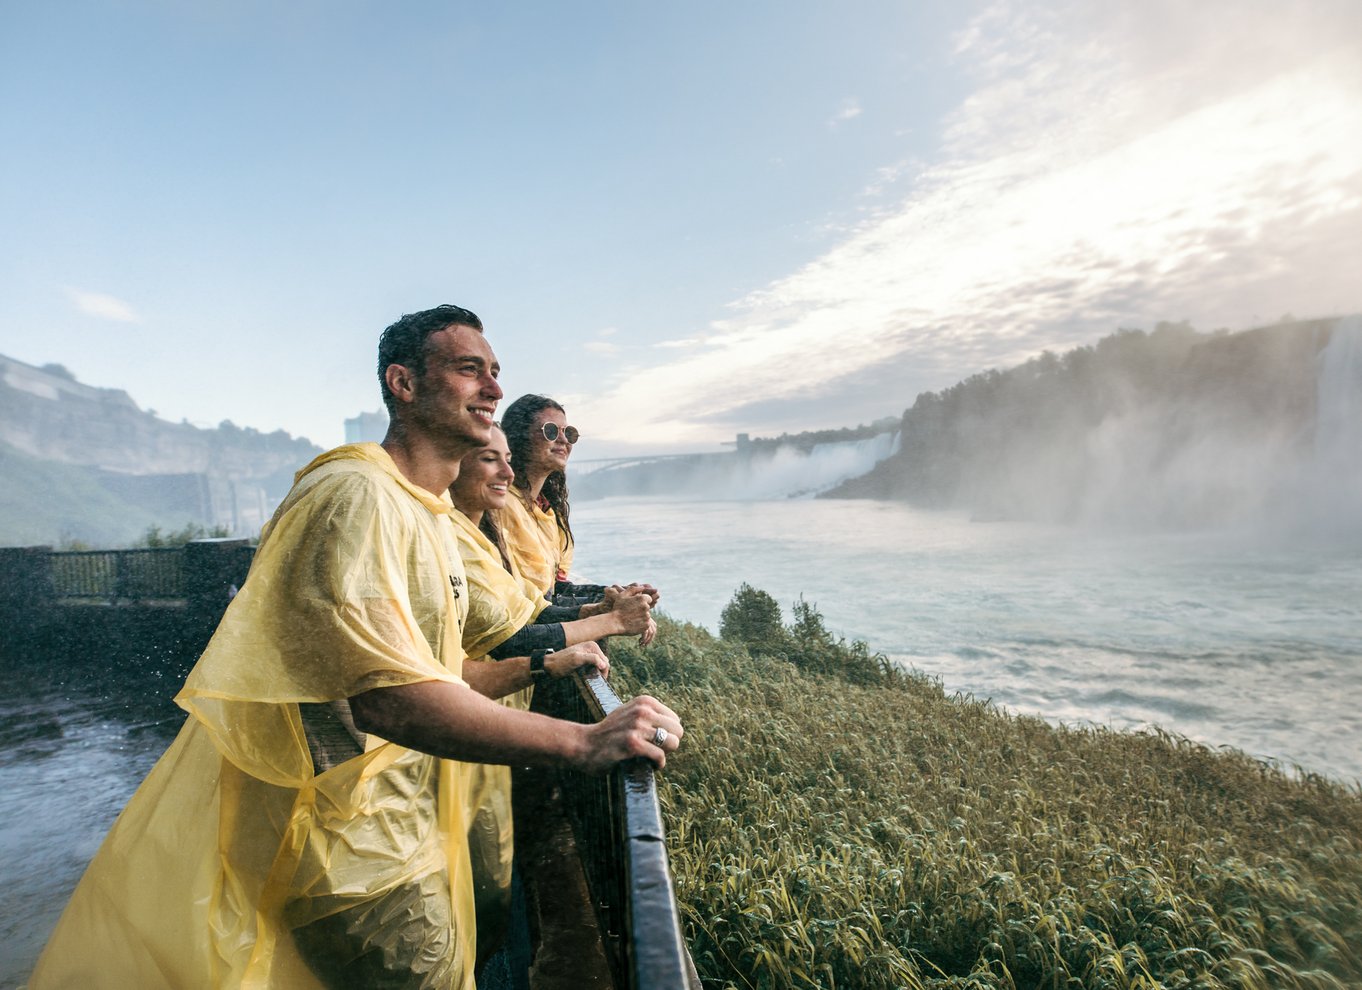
top-left (530, 648), bottom-right (554, 680)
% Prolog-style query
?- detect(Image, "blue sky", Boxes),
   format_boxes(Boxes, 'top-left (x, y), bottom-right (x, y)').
top-left (2, 0), bottom-right (1359, 457)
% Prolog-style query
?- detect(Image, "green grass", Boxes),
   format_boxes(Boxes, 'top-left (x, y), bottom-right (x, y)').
top-left (610, 592), bottom-right (1362, 990)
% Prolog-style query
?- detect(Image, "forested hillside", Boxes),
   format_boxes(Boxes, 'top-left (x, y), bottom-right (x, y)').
top-left (825, 316), bottom-right (1356, 529)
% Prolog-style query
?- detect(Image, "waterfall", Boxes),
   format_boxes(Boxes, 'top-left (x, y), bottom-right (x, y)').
top-left (1309, 315), bottom-right (1362, 533)
top-left (728, 432), bottom-right (900, 499)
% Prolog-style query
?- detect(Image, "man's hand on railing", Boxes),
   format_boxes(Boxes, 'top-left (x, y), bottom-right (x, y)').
top-left (576, 695), bottom-right (683, 774)
top-left (546, 642), bottom-right (610, 681)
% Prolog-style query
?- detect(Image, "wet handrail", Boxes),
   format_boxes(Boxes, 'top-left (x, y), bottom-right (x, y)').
top-left (540, 667), bottom-right (695, 990)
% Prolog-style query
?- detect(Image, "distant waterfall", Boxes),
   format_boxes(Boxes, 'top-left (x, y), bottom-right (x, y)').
top-left (1309, 315), bottom-right (1362, 532)
top-left (728, 432), bottom-right (900, 499)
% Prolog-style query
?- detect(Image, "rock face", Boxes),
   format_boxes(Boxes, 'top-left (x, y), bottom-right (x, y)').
top-left (1, 354), bottom-right (322, 541)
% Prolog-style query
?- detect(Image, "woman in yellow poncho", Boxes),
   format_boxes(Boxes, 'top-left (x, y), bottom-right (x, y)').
top-left (497, 394), bottom-right (660, 625)
top-left (449, 425), bottom-right (653, 962)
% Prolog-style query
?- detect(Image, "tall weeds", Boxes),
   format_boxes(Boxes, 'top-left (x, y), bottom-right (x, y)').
top-left (611, 592), bottom-right (1362, 989)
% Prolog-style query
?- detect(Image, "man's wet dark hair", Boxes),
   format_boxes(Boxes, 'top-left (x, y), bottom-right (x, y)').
top-left (377, 304), bottom-right (484, 414)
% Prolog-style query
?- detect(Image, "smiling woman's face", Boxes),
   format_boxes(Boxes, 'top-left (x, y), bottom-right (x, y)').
top-left (453, 427), bottom-right (514, 513)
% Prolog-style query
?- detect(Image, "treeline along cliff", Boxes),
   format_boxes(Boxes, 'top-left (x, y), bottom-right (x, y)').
top-left (824, 316), bottom-right (1360, 531)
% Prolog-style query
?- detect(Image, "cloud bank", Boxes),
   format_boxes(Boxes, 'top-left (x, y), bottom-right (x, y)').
top-left (574, 0), bottom-right (1362, 448)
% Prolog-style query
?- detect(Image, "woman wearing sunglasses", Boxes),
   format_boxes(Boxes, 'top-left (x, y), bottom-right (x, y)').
top-left (499, 394), bottom-right (660, 616)
top-left (447, 423), bottom-right (653, 966)
top-left (450, 423), bottom-right (653, 666)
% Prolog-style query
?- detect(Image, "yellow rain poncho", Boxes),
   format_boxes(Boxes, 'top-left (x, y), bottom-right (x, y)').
top-left (448, 509), bottom-right (546, 664)
top-left (30, 443), bottom-right (479, 990)
top-left (498, 492), bottom-right (572, 597)
top-left (447, 508), bottom-right (547, 962)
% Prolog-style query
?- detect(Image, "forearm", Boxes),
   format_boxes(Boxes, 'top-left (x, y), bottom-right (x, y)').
top-left (460, 656), bottom-right (537, 699)
top-left (350, 677), bottom-right (685, 774)
top-left (350, 679), bottom-right (587, 766)
top-left (559, 611), bottom-right (627, 645)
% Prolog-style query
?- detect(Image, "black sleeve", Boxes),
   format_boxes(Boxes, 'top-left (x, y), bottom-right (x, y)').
top-left (554, 580), bottom-right (608, 604)
top-left (488, 622), bottom-right (568, 659)
top-left (537, 605), bottom-right (581, 623)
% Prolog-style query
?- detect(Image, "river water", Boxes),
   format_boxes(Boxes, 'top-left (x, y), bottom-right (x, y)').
top-left (572, 496), bottom-right (1362, 785)
top-left (4, 496), bottom-right (1359, 986)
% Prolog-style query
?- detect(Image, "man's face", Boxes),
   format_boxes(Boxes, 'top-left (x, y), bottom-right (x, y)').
top-left (407, 324), bottom-right (503, 450)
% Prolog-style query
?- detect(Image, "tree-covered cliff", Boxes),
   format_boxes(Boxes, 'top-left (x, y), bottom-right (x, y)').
top-left (824, 316), bottom-right (1356, 530)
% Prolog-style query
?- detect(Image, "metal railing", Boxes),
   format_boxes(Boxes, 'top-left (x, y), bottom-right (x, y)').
top-left (540, 668), bottom-right (696, 990)
top-left (48, 548), bottom-right (184, 601)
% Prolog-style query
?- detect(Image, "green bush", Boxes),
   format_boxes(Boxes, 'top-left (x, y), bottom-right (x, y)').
top-left (719, 583), bottom-right (790, 653)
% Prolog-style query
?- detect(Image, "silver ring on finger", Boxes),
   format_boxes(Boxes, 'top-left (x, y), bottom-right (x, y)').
top-left (652, 726), bottom-right (669, 747)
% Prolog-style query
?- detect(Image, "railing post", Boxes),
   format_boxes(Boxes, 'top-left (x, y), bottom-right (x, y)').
top-left (0, 545), bottom-right (55, 610)
top-left (0, 546), bottom-right (55, 660)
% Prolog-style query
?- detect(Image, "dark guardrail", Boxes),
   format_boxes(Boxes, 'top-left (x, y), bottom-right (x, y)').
top-left (0, 540), bottom-right (255, 607)
top-left (541, 668), bottom-right (697, 990)
top-left (48, 547), bottom-right (184, 601)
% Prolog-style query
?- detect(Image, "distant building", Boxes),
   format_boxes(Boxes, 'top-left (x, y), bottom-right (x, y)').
top-left (345, 410), bottom-right (389, 444)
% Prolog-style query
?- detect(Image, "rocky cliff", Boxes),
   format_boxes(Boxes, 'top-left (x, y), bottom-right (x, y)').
top-left (1, 355), bottom-right (322, 544)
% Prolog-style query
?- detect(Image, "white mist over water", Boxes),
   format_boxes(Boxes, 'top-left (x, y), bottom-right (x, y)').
top-left (573, 497), bottom-right (1362, 784)
top-left (724, 432), bottom-right (900, 499)
top-left (1308, 316), bottom-right (1362, 535)
top-left (574, 431), bottom-right (901, 501)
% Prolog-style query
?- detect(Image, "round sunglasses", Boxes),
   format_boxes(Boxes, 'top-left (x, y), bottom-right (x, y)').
top-left (540, 422), bottom-right (580, 445)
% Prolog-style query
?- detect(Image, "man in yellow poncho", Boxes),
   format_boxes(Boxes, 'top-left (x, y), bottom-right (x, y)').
top-left (29, 304), bottom-right (684, 990)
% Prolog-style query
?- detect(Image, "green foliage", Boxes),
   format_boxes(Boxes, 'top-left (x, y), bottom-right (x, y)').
top-left (716, 586), bottom-right (902, 687)
top-left (719, 583), bottom-right (788, 652)
top-left (609, 589), bottom-right (1362, 990)
top-left (135, 522), bottom-right (230, 548)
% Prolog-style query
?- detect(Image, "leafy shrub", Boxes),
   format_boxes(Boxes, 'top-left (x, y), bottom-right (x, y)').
top-left (719, 583), bottom-right (790, 654)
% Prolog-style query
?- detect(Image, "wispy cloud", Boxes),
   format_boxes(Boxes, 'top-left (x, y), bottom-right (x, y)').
top-left (829, 97), bottom-right (862, 128)
top-left (583, 340), bottom-right (619, 356)
top-left (65, 287), bottom-right (141, 323)
top-left (577, 0), bottom-right (1362, 446)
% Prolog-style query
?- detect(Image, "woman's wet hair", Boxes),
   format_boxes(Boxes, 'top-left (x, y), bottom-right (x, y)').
top-left (501, 393), bottom-right (573, 547)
